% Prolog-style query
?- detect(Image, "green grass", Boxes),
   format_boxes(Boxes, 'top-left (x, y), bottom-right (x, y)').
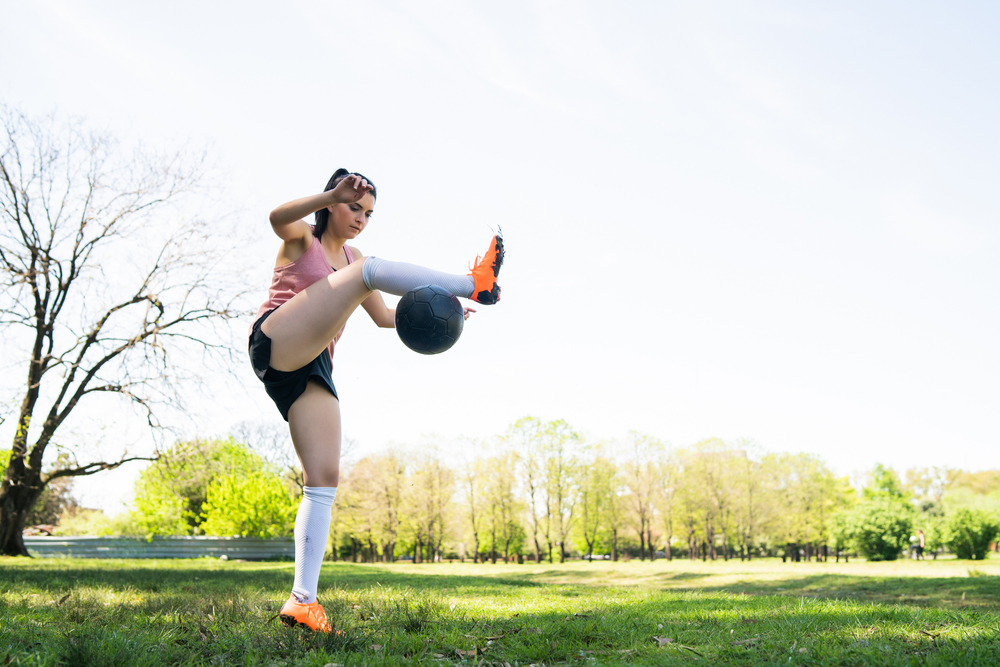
top-left (2, 557), bottom-right (999, 666)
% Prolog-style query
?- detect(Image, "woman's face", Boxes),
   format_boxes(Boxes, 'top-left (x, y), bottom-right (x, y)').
top-left (327, 192), bottom-right (375, 239)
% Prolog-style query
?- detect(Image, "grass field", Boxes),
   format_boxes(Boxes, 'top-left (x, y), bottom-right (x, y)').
top-left (2, 556), bottom-right (999, 666)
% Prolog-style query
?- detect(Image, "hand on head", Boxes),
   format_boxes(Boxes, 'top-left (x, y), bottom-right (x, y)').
top-left (331, 174), bottom-right (373, 204)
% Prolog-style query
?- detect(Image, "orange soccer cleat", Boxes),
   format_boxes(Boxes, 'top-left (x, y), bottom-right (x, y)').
top-left (278, 596), bottom-right (333, 633)
top-left (468, 232), bottom-right (504, 305)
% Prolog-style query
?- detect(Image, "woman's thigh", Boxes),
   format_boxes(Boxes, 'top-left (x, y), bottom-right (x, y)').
top-left (262, 260), bottom-right (372, 372)
top-left (287, 381), bottom-right (342, 487)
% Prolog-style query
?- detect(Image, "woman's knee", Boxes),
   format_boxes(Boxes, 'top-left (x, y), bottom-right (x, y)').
top-left (303, 465), bottom-right (339, 488)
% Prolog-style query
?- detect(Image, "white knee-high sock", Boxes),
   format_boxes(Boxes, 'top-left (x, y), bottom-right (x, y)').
top-left (291, 486), bottom-right (337, 604)
top-left (362, 256), bottom-right (474, 298)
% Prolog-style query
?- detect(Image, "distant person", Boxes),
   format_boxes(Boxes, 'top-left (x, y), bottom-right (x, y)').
top-left (916, 529), bottom-right (925, 560)
top-left (248, 170), bottom-right (504, 632)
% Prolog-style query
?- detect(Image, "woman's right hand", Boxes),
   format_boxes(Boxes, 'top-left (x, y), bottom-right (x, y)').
top-left (330, 174), bottom-right (373, 204)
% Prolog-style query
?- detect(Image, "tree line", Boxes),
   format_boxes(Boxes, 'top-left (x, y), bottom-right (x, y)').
top-left (24, 416), bottom-right (1000, 563)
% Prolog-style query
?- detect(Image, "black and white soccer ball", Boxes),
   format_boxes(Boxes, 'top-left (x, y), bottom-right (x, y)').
top-left (394, 284), bottom-right (464, 354)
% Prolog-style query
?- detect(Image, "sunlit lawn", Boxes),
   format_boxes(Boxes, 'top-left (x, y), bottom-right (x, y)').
top-left (2, 556), bottom-right (999, 665)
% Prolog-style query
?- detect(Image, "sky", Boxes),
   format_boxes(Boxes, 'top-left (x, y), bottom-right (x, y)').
top-left (2, 1), bottom-right (998, 512)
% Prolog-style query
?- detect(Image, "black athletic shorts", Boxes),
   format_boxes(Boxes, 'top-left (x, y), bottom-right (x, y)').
top-left (248, 308), bottom-right (338, 422)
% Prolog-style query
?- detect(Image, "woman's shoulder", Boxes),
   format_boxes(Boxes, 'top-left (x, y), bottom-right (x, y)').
top-left (273, 226), bottom-right (315, 268)
top-left (347, 245), bottom-right (365, 261)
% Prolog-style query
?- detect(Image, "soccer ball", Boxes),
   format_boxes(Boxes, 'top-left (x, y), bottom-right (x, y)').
top-left (394, 284), bottom-right (464, 354)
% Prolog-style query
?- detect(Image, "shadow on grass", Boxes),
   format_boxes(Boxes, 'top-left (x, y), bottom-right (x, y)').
top-left (5, 560), bottom-right (1000, 611)
top-left (3, 581), bottom-right (1000, 667)
top-left (664, 572), bottom-right (1000, 611)
top-left (0, 560), bottom-right (543, 598)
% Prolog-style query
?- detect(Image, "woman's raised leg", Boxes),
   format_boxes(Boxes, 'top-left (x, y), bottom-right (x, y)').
top-left (261, 261), bottom-right (372, 373)
top-left (261, 236), bottom-right (503, 373)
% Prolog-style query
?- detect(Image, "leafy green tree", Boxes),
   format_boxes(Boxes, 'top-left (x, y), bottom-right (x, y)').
top-left (542, 420), bottom-right (581, 563)
top-left (508, 417), bottom-right (548, 563)
top-left (945, 508), bottom-right (999, 560)
top-left (760, 453), bottom-right (841, 561)
top-left (623, 432), bottom-right (666, 560)
top-left (482, 450), bottom-right (522, 563)
top-left (575, 448), bottom-right (617, 561)
top-left (842, 498), bottom-right (913, 561)
top-left (863, 464), bottom-right (906, 501)
top-left (404, 449), bottom-right (454, 564)
top-left (200, 471), bottom-right (296, 538)
top-left (829, 511), bottom-right (852, 561)
top-left (918, 516), bottom-right (946, 559)
top-left (130, 437), bottom-right (277, 538)
top-left (131, 473), bottom-right (192, 538)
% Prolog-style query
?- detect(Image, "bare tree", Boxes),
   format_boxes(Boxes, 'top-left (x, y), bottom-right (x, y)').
top-left (0, 107), bottom-right (249, 556)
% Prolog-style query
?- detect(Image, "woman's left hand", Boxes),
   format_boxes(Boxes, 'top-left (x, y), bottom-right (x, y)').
top-left (463, 306), bottom-right (476, 321)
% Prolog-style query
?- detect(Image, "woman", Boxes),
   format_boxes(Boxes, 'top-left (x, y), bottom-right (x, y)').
top-left (248, 169), bottom-right (503, 632)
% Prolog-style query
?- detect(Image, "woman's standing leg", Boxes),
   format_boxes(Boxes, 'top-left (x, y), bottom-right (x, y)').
top-left (277, 382), bottom-right (343, 632)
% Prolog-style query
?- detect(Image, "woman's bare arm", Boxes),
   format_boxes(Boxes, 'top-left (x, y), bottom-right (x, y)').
top-left (360, 291), bottom-right (396, 328)
top-left (268, 175), bottom-right (373, 241)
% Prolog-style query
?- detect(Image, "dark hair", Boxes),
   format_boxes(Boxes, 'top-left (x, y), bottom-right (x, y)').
top-left (313, 168), bottom-right (377, 239)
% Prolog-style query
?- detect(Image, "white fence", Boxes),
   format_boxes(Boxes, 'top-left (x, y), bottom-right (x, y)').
top-left (22, 535), bottom-right (294, 560)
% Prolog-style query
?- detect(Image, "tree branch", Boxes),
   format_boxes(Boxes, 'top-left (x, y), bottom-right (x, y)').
top-left (44, 454), bottom-right (160, 482)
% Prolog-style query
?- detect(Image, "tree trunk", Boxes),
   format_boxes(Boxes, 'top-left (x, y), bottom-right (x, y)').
top-left (612, 528), bottom-right (618, 562)
top-left (0, 464), bottom-right (45, 557)
top-left (0, 488), bottom-right (39, 557)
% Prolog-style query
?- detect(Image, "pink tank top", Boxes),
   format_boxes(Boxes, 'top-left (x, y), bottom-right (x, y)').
top-left (252, 238), bottom-right (356, 360)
